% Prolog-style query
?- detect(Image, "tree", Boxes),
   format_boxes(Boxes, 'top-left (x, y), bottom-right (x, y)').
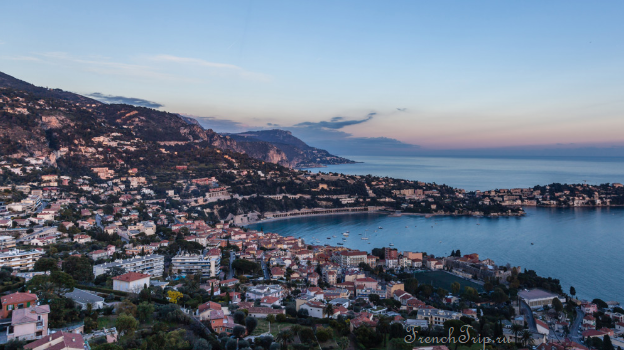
top-left (603, 335), bottom-right (615, 350)
top-left (167, 290), bottom-right (183, 304)
top-left (233, 311), bottom-right (246, 325)
top-left (404, 278), bottom-right (419, 295)
top-left (570, 286), bottom-right (576, 297)
top-left (484, 282), bottom-right (494, 293)
top-left (324, 303), bottom-right (334, 318)
top-left (137, 301), bottom-right (155, 322)
top-left (437, 287), bottom-right (448, 299)
top-left (451, 281), bottom-right (461, 295)
top-left (369, 294), bottom-right (381, 305)
top-left (266, 314), bottom-right (276, 324)
top-left (316, 328), bottom-right (331, 342)
top-left (511, 324), bottom-right (523, 344)
top-left (444, 320), bottom-right (475, 350)
top-left (62, 256), bottom-right (94, 283)
top-left (552, 297), bottom-right (564, 312)
top-left (245, 316), bottom-right (257, 334)
top-left (491, 288), bottom-right (509, 304)
top-left (233, 325), bottom-right (246, 338)
top-left (521, 330), bottom-right (533, 347)
top-left (297, 308), bottom-right (309, 318)
top-left (337, 336), bottom-right (350, 350)
top-left (27, 271), bottom-right (75, 297)
top-left (192, 338), bottom-right (212, 350)
top-left (34, 257), bottom-right (59, 272)
top-left (299, 328), bottom-right (315, 344)
top-left (117, 299), bottom-right (138, 317)
top-left (115, 313), bottom-right (139, 337)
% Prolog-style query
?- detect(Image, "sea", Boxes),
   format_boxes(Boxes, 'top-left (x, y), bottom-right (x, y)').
top-left (247, 155), bottom-right (624, 302)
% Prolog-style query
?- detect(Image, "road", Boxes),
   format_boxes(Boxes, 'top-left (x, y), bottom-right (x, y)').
top-left (569, 307), bottom-right (585, 342)
top-left (260, 253), bottom-right (270, 280)
top-left (520, 300), bottom-right (538, 333)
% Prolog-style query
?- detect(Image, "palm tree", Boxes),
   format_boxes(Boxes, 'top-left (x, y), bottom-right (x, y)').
top-left (276, 329), bottom-right (294, 346)
top-left (511, 324), bottom-right (523, 344)
top-left (521, 330), bottom-right (533, 347)
top-left (324, 303), bottom-right (334, 318)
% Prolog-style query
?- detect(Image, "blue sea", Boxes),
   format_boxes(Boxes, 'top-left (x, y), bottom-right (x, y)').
top-left (305, 155), bottom-right (624, 192)
top-left (248, 155), bottom-right (624, 302)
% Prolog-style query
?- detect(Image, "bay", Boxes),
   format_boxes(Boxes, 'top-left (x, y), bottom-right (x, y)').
top-left (248, 207), bottom-right (624, 302)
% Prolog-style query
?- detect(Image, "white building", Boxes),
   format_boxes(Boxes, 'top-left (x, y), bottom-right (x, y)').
top-left (0, 249), bottom-right (44, 271)
top-left (246, 285), bottom-right (284, 301)
top-left (171, 249), bottom-right (221, 278)
top-left (93, 254), bottom-right (164, 277)
top-left (300, 301), bottom-right (326, 318)
top-left (112, 272), bottom-right (151, 293)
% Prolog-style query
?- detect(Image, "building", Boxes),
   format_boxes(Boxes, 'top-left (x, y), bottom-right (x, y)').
top-left (1, 292), bottom-right (38, 318)
top-left (24, 331), bottom-right (85, 350)
top-left (0, 249), bottom-right (44, 271)
top-left (0, 235), bottom-right (16, 249)
top-left (63, 289), bottom-right (105, 310)
top-left (93, 254), bottom-right (164, 277)
top-left (7, 305), bottom-right (50, 341)
top-left (246, 285), bottom-right (284, 301)
top-left (339, 250), bottom-right (368, 267)
top-left (417, 308), bottom-right (463, 327)
top-left (171, 249), bottom-right (221, 278)
top-left (518, 289), bottom-right (565, 309)
top-left (112, 272), bottom-right (151, 293)
top-left (300, 301), bottom-right (326, 318)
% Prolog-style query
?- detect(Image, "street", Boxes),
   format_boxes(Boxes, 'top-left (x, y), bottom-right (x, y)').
top-left (569, 307), bottom-right (584, 342)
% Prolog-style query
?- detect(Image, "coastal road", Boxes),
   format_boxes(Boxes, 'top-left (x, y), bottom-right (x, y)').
top-left (570, 307), bottom-right (584, 342)
top-left (520, 300), bottom-right (538, 333)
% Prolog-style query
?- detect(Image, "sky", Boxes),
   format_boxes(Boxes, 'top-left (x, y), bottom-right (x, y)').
top-left (2, 1), bottom-right (624, 155)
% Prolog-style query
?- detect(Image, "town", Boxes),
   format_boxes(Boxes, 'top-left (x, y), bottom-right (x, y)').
top-left (1, 79), bottom-right (623, 350)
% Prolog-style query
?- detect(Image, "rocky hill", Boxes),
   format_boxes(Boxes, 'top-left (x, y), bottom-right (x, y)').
top-left (0, 71), bottom-right (341, 167)
top-left (227, 129), bottom-right (355, 168)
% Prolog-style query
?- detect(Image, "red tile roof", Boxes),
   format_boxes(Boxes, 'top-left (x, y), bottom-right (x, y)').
top-left (1, 292), bottom-right (37, 306)
top-left (112, 271), bottom-right (150, 282)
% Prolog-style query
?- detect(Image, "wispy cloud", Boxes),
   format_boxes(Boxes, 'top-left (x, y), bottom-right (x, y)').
top-left (149, 54), bottom-right (271, 81)
top-left (87, 92), bottom-right (164, 108)
top-left (396, 108), bottom-right (407, 112)
top-left (294, 112), bottom-right (376, 129)
top-left (1, 55), bottom-right (41, 62)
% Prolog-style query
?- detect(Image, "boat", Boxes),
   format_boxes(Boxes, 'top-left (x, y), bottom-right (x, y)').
top-left (342, 232), bottom-right (349, 236)
top-left (337, 243), bottom-right (343, 245)
top-left (405, 226), bottom-right (408, 228)
top-left (389, 243), bottom-right (394, 246)
top-left (342, 238), bottom-right (347, 241)
top-left (346, 231), bottom-right (349, 233)
top-left (368, 242), bottom-right (371, 244)
top-left (378, 226), bottom-right (383, 229)
top-left (531, 243), bottom-right (534, 245)
top-left (361, 237), bottom-right (369, 240)
top-left (327, 237), bottom-right (331, 239)
top-left (332, 235), bottom-right (336, 238)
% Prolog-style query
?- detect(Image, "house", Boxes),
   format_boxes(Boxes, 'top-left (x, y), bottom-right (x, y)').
top-left (300, 301), bottom-right (326, 318)
top-left (112, 272), bottom-right (151, 293)
top-left (24, 331), bottom-right (85, 350)
top-left (73, 235), bottom-right (92, 244)
top-left (1, 292), bottom-right (38, 318)
top-left (260, 296), bottom-right (281, 307)
top-left (88, 250), bottom-right (108, 260)
top-left (270, 267), bottom-right (285, 279)
top-left (63, 289), bottom-right (105, 310)
top-left (535, 318), bottom-right (550, 335)
top-left (7, 305), bottom-right (50, 341)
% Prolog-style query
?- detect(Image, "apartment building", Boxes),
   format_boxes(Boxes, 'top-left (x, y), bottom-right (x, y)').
top-left (0, 249), bottom-right (44, 271)
top-left (339, 250), bottom-right (368, 267)
top-left (0, 235), bottom-right (16, 249)
top-left (93, 254), bottom-right (164, 277)
top-left (171, 249), bottom-right (221, 278)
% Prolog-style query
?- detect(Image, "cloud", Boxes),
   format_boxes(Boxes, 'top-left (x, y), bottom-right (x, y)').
top-left (149, 54), bottom-right (271, 81)
top-left (181, 114), bottom-right (251, 133)
top-left (0, 55), bottom-right (41, 62)
top-left (294, 112), bottom-right (376, 129)
top-left (87, 93), bottom-right (164, 108)
top-left (396, 108), bottom-right (407, 112)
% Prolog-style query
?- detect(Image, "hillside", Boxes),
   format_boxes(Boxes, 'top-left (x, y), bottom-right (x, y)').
top-left (0, 72), bottom-right (305, 167)
top-left (227, 129), bottom-right (355, 168)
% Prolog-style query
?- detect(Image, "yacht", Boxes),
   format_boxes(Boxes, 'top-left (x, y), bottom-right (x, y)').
top-left (332, 235), bottom-right (337, 238)
top-left (378, 226), bottom-right (383, 229)
top-left (342, 232), bottom-right (349, 236)
top-left (389, 243), bottom-right (394, 246)
top-left (337, 243), bottom-right (344, 245)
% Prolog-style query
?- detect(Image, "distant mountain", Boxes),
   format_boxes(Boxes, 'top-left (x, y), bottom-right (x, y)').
top-left (226, 129), bottom-right (355, 167)
top-left (0, 71), bottom-right (353, 168)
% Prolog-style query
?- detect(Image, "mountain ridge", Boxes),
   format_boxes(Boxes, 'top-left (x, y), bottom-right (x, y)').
top-left (0, 71), bottom-right (352, 168)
